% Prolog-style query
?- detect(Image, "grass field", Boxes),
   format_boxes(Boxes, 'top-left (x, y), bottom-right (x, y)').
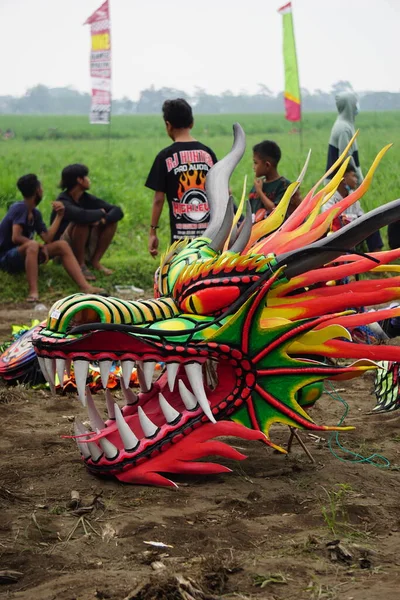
top-left (0, 112), bottom-right (399, 303)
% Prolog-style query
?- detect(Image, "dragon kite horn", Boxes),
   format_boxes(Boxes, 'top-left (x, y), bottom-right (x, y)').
top-left (204, 122), bottom-right (246, 250)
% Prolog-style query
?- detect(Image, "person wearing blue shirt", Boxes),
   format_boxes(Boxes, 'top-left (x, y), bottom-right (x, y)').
top-left (0, 174), bottom-right (105, 302)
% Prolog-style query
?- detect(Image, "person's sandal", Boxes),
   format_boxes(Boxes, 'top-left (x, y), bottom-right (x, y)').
top-left (81, 265), bottom-right (96, 281)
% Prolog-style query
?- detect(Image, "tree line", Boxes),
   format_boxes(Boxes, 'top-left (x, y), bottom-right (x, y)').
top-left (1, 81), bottom-right (399, 115)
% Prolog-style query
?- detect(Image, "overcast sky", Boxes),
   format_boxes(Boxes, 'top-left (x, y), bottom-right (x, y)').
top-left (1, 0), bottom-right (399, 99)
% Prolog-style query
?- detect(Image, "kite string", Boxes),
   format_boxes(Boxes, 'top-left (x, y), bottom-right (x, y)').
top-left (325, 380), bottom-right (390, 469)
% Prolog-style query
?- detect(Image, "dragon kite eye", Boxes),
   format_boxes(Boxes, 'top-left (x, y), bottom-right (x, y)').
top-left (180, 286), bottom-right (241, 315)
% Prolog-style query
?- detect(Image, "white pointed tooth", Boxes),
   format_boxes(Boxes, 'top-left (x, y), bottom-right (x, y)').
top-left (143, 361), bottom-right (156, 390)
top-left (105, 389), bottom-right (116, 419)
top-left (87, 440), bottom-right (103, 461)
top-left (73, 419), bottom-right (91, 458)
top-left (37, 356), bottom-right (50, 382)
top-left (99, 360), bottom-right (112, 389)
top-left (136, 361), bottom-right (149, 392)
top-left (122, 360), bottom-right (135, 388)
top-left (56, 358), bottom-right (66, 386)
top-left (167, 363), bottom-right (179, 392)
top-left (114, 403), bottom-right (139, 450)
top-left (178, 379), bottom-right (198, 410)
top-left (184, 363), bottom-right (216, 424)
top-left (86, 387), bottom-right (106, 431)
top-left (159, 393), bottom-right (180, 424)
top-left (120, 377), bottom-right (138, 405)
top-left (44, 358), bottom-right (56, 394)
top-left (96, 430), bottom-right (118, 460)
top-left (44, 358), bottom-right (55, 385)
top-left (138, 405), bottom-right (159, 438)
top-left (74, 360), bottom-right (89, 406)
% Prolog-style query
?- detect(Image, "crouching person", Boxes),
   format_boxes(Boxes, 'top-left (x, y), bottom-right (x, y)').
top-left (51, 164), bottom-right (124, 281)
top-left (0, 174), bottom-right (105, 302)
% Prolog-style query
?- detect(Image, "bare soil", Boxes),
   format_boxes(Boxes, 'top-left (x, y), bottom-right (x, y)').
top-left (1, 307), bottom-right (400, 600)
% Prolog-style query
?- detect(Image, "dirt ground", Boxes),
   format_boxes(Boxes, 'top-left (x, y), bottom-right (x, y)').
top-left (1, 306), bottom-right (400, 600)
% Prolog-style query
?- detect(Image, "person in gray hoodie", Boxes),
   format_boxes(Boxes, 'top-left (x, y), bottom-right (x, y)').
top-left (325, 91), bottom-right (363, 184)
top-left (325, 90), bottom-right (383, 252)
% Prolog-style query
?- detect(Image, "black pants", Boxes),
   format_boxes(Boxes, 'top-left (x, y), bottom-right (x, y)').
top-left (365, 229), bottom-right (384, 252)
top-left (388, 222), bottom-right (400, 249)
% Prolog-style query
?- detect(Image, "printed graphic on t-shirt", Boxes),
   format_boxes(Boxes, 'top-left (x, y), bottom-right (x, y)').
top-left (166, 150), bottom-right (213, 241)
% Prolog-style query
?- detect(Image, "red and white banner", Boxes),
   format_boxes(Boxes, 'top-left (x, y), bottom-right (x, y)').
top-left (85, 1), bottom-right (111, 124)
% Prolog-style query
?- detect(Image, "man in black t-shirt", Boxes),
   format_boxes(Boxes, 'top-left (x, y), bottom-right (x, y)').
top-left (50, 164), bottom-right (124, 281)
top-left (145, 99), bottom-right (217, 257)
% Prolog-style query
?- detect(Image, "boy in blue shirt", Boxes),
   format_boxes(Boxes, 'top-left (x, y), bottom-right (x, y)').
top-left (0, 174), bottom-right (105, 301)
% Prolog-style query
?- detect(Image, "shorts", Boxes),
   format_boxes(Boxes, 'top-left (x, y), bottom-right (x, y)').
top-left (54, 224), bottom-right (100, 264)
top-left (0, 247), bottom-right (25, 273)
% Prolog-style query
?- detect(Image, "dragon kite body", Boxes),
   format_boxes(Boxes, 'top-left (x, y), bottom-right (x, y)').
top-left (31, 124), bottom-right (400, 487)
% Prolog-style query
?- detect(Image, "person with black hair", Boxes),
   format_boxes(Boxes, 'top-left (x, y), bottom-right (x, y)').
top-left (249, 140), bottom-right (301, 223)
top-left (145, 98), bottom-right (218, 257)
top-left (0, 174), bottom-right (105, 301)
top-left (50, 164), bottom-right (124, 280)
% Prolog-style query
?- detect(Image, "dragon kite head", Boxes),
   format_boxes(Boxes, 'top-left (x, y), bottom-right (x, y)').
top-left (33, 124), bottom-right (400, 487)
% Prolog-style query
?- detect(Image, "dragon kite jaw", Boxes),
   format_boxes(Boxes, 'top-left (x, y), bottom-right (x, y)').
top-left (33, 124), bottom-right (400, 487)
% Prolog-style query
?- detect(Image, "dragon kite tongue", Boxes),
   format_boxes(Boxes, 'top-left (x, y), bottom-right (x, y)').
top-left (33, 123), bottom-right (400, 487)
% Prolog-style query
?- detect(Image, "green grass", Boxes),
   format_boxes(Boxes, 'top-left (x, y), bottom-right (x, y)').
top-left (320, 483), bottom-right (353, 535)
top-left (0, 112), bottom-right (399, 303)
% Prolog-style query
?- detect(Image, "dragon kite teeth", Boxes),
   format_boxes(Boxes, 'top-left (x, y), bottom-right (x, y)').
top-left (66, 357), bottom-right (220, 464)
top-left (31, 123), bottom-right (400, 487)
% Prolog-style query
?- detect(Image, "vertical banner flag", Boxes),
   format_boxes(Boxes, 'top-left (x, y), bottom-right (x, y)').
top-left (85, 1), bottom-right (111, 124)
top-left (278, 2), bottom-right (301, 122)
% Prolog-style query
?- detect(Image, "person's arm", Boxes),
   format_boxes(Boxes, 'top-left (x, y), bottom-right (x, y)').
top-left (86, 196), bottom-right (124, 224)
top-left (41, 202), bottom-right (65, 243)
top-left (254, 178), bottom-right (275, 213)
top-left (11, 224), bottom-right (30, 246)
top-left (62, 199), bottom-right (105, 225)
top-left (288, 188), bottom-right (302, 214)
top-left (291, 189), bottom-right (302, 208)
top-left (12, 222), bottom-right (50, 264)
top-left (145, 152), bottom-right (167, 257)
top-left (148, 191), bottom-right (165, 257)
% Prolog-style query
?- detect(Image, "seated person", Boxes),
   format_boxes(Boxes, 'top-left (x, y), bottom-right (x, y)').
top-left (50, 164), bottom-right (124, 281)
top-left (0, 174), bottom-right (105, 302)
top-left (321, 164), bottom-right (383, 252)
top-left (249, 140), bottom-right (301, 223)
